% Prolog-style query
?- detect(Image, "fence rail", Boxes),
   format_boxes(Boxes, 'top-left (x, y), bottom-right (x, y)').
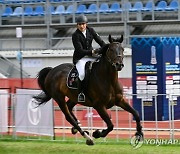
top-left (0, 90), bottom-right (180, 142)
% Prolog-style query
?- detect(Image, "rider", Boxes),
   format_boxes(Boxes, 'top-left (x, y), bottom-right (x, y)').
top-left (72, 15), bottom-right (106, 102)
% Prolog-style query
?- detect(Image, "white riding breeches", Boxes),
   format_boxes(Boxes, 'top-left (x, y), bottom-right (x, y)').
top-left (76, 57), bottom-right (97, 81)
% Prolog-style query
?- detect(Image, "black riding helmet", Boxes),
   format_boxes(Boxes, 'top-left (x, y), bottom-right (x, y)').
top-left (76, 15), bottom-right (88, 24)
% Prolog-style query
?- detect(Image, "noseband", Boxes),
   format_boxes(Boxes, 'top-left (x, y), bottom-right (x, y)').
top-left (106, 42), bottom-right (124, 68)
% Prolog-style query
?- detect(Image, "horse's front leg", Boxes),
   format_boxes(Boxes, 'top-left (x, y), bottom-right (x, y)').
top-left (93, 106), bottom-right (114, 138)
top-left (115, 94), bottom-right (144, 147)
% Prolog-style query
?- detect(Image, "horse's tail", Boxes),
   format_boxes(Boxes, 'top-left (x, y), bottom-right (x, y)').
top-left (33, 67), bottom-right (52, 106)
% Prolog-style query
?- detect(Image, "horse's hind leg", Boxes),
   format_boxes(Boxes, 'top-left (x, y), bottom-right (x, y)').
top-left (55, 96), bottom-right (94, 145)
top-left (66, 99), bottom-right (80, 134)
top-left (115, 94), bottom-right (143, 135)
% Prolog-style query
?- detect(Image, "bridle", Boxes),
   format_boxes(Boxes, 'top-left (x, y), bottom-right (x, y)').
top-left (105, 42), bottom-right (124, 69)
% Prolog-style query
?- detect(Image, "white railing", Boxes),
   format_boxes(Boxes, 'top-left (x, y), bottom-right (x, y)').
top-left (0, 91), bottom-right (180, 142)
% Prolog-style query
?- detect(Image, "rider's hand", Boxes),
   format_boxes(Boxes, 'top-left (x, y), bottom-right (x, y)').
top-left (92, 48), bottom-right (101, 56)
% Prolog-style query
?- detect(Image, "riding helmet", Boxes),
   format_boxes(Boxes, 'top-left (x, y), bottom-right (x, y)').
top-left (76, 15), bottom-right (88, 24)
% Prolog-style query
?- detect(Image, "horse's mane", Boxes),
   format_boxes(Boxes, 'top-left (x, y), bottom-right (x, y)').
top-left (99, 44), bottom-right (110, 55)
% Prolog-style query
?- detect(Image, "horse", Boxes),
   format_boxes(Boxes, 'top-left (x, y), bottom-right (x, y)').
top-left (34, 35), bottom-right (143, 147)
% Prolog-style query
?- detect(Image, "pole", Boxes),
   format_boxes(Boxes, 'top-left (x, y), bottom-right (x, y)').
top-left (20, 38), bottom-right (23, 88)
top-left (16, 27), bottom-right (23, 88)
top-left (20, 52), bottom-right (23, 88)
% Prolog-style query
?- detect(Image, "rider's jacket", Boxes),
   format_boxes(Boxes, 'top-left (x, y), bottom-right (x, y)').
top-left (72, 26), bottom-right (105, 64)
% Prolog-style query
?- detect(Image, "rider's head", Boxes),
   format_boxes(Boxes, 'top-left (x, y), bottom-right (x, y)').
top-left (76, 15), bottom-right (88, 32)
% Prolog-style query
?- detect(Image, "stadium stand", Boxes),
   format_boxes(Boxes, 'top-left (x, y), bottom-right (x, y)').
top-left (0, 0), bottom-right (180, 78)
top-left (0, 0), bottom-right (180, 51)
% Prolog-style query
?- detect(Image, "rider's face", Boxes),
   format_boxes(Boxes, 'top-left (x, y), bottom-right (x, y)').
top-left (77, 23), bottom-right (87, 32)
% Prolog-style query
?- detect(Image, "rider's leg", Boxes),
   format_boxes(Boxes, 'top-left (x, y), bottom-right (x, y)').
top-left (76, 57), bottom-right (97, 102)
top-left (76, 59), bottom-right (86, 102)
top-left (77, 78), bottom-right (85, 102)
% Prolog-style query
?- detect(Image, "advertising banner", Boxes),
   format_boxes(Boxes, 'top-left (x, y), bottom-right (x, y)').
top-left (0, 89), bottom-right (8, 132)
top-left (15, 89), bottom-right (54, 136)
top-left (132, 37), bottom-right (180, 120)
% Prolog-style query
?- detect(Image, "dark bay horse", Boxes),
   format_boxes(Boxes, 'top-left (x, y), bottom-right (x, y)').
top-left (34, 35), bottom-right (143, 147)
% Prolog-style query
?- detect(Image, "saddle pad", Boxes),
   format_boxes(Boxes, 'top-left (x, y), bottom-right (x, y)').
top-left (67, 66), bottom-right (78, 89)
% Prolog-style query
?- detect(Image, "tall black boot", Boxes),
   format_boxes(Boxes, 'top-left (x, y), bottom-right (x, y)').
top-left (77, 79), bottom-right (85, 102)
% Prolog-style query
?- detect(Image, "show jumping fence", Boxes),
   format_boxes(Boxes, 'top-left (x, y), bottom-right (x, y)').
top-left (0, 89), bottom-right (180, 143)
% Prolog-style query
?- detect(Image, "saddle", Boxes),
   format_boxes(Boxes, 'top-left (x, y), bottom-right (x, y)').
top-left (67, 61), bottom-right (93, 89)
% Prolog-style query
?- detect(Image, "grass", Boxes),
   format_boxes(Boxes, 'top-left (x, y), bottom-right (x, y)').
top-left (0, 139), bottom-right (180, 154)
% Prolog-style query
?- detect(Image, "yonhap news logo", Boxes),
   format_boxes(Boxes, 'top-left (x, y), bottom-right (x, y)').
top-left (144, 139), bottom-right (180, 146)
top-left (131, 137), bottom-right (180, 149)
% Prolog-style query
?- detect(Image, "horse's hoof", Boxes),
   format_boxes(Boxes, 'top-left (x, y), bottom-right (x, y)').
top-left (92, 129), bottom-right (101, 139)
top-left (135, 131), bottom-right (144, 137)
top-left (130, 132), bottom-right (144, 149)
top-left (71, 127), bottom-right (78, 135)
top-left (86, 139), bottom-right (94, 146)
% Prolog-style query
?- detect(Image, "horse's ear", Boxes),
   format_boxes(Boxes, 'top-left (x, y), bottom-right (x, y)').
top-left (108, 34), bottom-right (116, 43)
top-left (117, 35), bottom-right (123, 43)
top-left (108, 34), bottom-right (112, 43)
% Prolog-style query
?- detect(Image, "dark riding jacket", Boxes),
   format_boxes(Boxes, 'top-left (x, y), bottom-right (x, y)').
top-left (72, 26), bottom-right (105, 64)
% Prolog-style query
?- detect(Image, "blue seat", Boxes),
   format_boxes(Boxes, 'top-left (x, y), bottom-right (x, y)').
top-left (64, 5), bottom-right (74, 14)
top-left (86, 3), bottom-right (98, 14)
top-left (99, 3), bottom-right (109, 13)
top-left (2, 7), bottom-right (13, 17)
top-left (142, 1), bottom-right (153, 11)
top-left (155, 0), bottom-right (167, 11)
top-left (33, 5), bottom-right (44, 16)
top-left (130, 1), bottom-right (143, 12)
top-left (24, 6), bottom-right (34, 16)
top-left (53, 5), bottom-right (65, 15)
top-left (12, 7), bottom-right (23, 16)
top-left (109, 2), bottom-right (122, 13)
top-left (165, 0), bottom-right (178, 11)
top-left (76, 4), bottom-right (87, 14)
top-left (123, 2), bottom-right (132, 11)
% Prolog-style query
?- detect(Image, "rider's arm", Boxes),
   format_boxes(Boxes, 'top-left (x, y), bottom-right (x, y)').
top-left (90, 28), bottom-right (106, 47)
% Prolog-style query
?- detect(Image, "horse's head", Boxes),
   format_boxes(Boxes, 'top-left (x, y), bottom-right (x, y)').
top-left (106, 35), bottom-right (124, 71)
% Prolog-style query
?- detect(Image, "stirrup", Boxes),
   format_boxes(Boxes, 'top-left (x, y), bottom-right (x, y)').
top-left (78, 93), bottom-right (85, 102)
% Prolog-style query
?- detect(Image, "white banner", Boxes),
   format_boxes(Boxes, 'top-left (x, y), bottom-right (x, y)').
top-left (0, 90), bottom-right (8, 132)
top-left (15, 89), bottom-right (54, 136)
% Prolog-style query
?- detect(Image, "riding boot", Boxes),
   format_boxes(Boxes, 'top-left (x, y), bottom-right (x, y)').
top-left (77, 79), bottom-right (85, 102)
